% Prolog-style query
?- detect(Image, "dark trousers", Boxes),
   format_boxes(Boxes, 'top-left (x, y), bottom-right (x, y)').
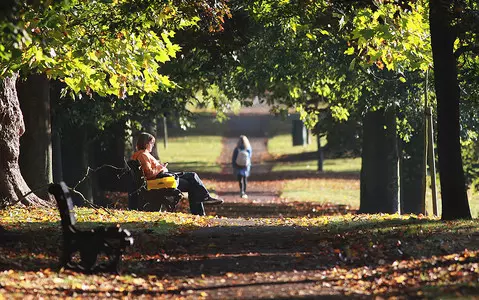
top-left (237, 174), bottom-right (247, 195)
top-left (177, 172), bottom-right (209, 215)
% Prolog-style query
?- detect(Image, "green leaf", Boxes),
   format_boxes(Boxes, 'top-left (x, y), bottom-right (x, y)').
top-left (344, 47), bottom-right (355, 55)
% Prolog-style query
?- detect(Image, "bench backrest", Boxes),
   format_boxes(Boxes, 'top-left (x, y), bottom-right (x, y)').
top-left (127, 160), bottom-right (146, 191)
top-left (126, 160), bottom-right (147, 210)
top-left (48, 182), bottom-right (77, 231)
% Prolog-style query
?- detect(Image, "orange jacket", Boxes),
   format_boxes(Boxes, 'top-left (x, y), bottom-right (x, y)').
top-left (131, 150), bottom-right (167, 180)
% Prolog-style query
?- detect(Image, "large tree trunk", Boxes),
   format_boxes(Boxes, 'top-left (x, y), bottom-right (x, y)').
top-left (429, 0), bottom-right (471, 219)
top-left (0, 75), bottom-right (49, 207)
top-left (17, 74), bottom-right (53, 199)
top-left (359, 108), bottom-right (399, 213)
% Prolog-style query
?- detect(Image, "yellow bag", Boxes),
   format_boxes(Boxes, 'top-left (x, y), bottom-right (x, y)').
top-left (146, 176), bottom-right (178, 190)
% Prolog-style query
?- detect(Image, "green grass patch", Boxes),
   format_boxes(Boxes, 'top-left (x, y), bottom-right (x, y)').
top-left (281, 178), bottom-right (360, 208)
top-left (422, 177), bottom-right (479, 218)
top-left (155, 113), bottom-right (224, 173)
top-left (158, 136), bottom-right (222, 173)
top-left (268, 133), bottom-right (321, 156)
top-left (273, 157), bottom-right (361, 173)
top-left (269, 129), bottom-right (361, 207)
top-left (470, 191), bottom-right (479, 218)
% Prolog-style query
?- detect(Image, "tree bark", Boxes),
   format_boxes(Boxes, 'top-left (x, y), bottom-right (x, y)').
top-left (50, 80), bottom-right (64, 183)
top-left (317, 134), bottom-right (323, 172)
top-left (359, 108), bottom-right (399, 214)
top-left (0, 74), bottom-right (49, 207)
top-left (17, 74), bottom-right (53, 199)
top-left (429, 0), bottom-right (471, 219)
top-left (95, 121), bottom-right (128, 192)
top-left (400, 119), bottom-right (426, 214)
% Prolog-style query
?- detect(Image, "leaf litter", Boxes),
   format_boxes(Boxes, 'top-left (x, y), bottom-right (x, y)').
top-left (2, 206), bottom-right (479, 299)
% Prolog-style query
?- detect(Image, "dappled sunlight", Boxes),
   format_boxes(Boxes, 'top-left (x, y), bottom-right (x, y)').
top-left (2, 212), bottom-right (479, 298)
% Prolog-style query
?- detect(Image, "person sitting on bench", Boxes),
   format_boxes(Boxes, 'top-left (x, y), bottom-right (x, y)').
top-left (131, 132), bottom-right (224, 215)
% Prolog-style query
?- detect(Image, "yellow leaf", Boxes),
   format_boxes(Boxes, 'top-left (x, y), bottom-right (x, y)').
top-left (395, 275), bottom-right (407, 283)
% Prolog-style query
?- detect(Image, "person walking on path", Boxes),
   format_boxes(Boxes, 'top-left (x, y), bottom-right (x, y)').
top-left (232, 135), bottom-right (252, 198)
top-left (132, 132), bottom-right (224, 215)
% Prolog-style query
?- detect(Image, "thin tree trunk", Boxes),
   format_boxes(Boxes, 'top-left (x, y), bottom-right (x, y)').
top-left (0, 74), bottom-right (49, 207)
top-left (78, 130), bottom-right (93, 204)
top-left (17, 74), bottom-right (53, 199)
top-left (52, 130), bottom-right (63, 182)
top-left (359, 108), bottom-right (399, 213)
top-left (429, 0), bottom-right (471, 219)
top-left (317, 134), bottom-right (323, 172)
top-left (50, 80), bottom-right (64, 183)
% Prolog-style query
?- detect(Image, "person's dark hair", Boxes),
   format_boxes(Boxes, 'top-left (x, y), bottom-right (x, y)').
top-left (136, 132), bottom-right (155, 150)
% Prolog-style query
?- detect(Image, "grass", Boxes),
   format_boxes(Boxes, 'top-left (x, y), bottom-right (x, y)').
top-left (422, 176), bottom-right (479, 218)
top-left (280, 178), bottom-right (360, 209)
top-left (153, 111), bottom-right (479, 218)
top-left (272, 157), bottom-right (361, 173)
top-left (156, 113), bottom-right (225, 173)
top-left (268, 133), bottom-right (320, 157)
top-left (158, 136), bottom-right (222, 173)
top-left (268, 129), bottom-right (361, 208)
top-left (470, 192), bottom-right (479, 217)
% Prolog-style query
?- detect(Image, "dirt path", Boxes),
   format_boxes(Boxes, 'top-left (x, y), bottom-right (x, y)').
top-left (153, 108), bottom-right (357, 299)
top-left (213, 112), bottom-right (282, 207)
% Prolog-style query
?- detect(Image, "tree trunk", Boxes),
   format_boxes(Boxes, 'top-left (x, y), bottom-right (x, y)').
top-left (51, 130), bottom-right (63, 182)
top-left (60, 125), bottom-right (92, 206)
top-left (95, 121), bottom-right (128, 192)
top-left (400, 120), bottom-right (426, 214)
top-left (17, 74), bottom-right (53, 199)
top-left (50, 80), bottom-right (64, 183)
top-left (317, 134), bottom-right (323, 172)
top-left (142, 118), bottom-right (159, 159)
top-left (0, 74), bottom-right (49, 207)
top-left (359, 108), bottom-right (399, 214)
top-left (429, 0), bottom-right (471, 219)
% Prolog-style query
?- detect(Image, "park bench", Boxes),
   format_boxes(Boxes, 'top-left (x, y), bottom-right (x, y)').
top-left (48, 182), bottom-right (134, 273)
top-left (126, 159), bottom-right (182, 212)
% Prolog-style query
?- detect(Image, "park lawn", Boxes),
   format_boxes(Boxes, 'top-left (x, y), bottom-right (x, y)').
top-left (268, 131), bottom-right (362, 207)
top-left (158, 136), bottom-right (222, 173)
top-left (268, 132), bottom-right (479, 218)
top-left (269, 133), bottom-right (361, 207)
top-left (158, 113), bottom-right (225, 174)
top-left (272, 157), bottom-right (361, 173)
top-left (2, 209), bottom-right (479, 298)
top-left (280, 178), bottom-right (360, 209)
top-left (268, 133), bottom-right (322, 157)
